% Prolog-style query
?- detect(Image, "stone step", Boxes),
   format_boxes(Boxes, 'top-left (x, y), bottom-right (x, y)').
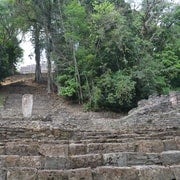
top-left (0, 137), bottom-right (179, 156)
top-left (0, 154), bottom-right (102, 170)
top-left (72, 130), bottom-right (180, 141)
top-left (103, 151), bottom-right (180, 167)
top-left (1, 165), bottom-right (180, 180)
top-left (0, 129), bottom-right (178, 141)
top-left (0, 151), bottom-right (179, 170)
top-left (93, 165), bottom-right (180, 180)
top-left (0, 125), bottom-right (178, 141)
top-left (86, 139), bottom-right (179, 154)
top-left (0, 127), bottom-right (73, 140)
top-left (1, 167), bottom-right (93, 180)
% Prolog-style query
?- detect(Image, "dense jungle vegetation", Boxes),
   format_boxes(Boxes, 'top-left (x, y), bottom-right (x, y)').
top-left (0, 0), bottom-right (179, 111)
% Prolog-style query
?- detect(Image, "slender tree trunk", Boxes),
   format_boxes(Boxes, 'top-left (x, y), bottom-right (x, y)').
top-left (34, 23), bottom-right (42, 83)
top-left (73, 44), bottom-right (83, 103)
top-left (45, 1), bottom-right (53, 93)
top-left (46, 34), bottom-right (53, 94)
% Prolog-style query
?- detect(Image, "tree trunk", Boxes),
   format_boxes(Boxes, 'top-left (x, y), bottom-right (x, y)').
top-left (73, 44), bottom-right (83, 103)
top-left (46, 35), bottom-right (53, 94)
top-left (34, 23), bottom-right (42, 83)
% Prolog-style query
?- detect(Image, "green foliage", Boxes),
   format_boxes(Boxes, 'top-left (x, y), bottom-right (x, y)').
top-left (6, 0), bottom-right (177, 111)
top-left (59, 78), bottom-right (78, 97)
top-left (0, 0), bottom-right (23, 82)
top-left (156, 44), bottom-right (180, 89)
top-left (56, 67), bottom-right (78, 98)
top-left (64, 0), bottom-right (89, 42)
top-left (89, 71), bottom-right (136, 111)
top-left (0, 39), bottom-right (22, 81)
top-left (54, 0), bottom-right (180, 111)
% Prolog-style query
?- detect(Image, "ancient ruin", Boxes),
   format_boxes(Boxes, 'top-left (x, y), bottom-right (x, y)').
top-left (0, 75), bottom-right (179, 180)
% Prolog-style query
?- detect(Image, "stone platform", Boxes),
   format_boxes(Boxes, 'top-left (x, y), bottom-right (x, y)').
top-left (0, 80), bottom-right (179, 180)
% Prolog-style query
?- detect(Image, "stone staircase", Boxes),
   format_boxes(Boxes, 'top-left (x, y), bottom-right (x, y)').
top-left (0, 81), bottom-right (179, 179)
top-left (0, 127), bottom-right (179, 179)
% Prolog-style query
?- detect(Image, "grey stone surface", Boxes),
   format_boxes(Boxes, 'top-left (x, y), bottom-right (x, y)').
top-left (87, 142), bottom-right (135, 154)
top-left (4, 155), bottom-right (19, 168)
top-left (22, 94), bottom-right (33, 118)
top-left (0, 169), bottom-right (6, 180)
top-left (103, 152), bottom-right (161, 167)
top-left (163, 139), bottom-right (178, 151)
top-left (171, 165), bottom-right (180, 180)
top-left (0, 78), bottom-right (179, 179)
top-left (70, 154), bottom-right (103, 169)
top-left (175, 136), bottom-right (180, 150)
top-left (0, 143), bottom-right (4, 155)
top-left (39, 144), bottom-right (69, 157)
top-left (38, 170), bottom-right (68, 180)
top-left (19, 156), bottom-right (42, 168)
top-left (44, 156), bottom-right (70, 169)
top-left (38, 168), bottom-right (93, 180)
top-left (93, 166), bottom-right (138, 180)
top-left (136, 140), bottom-right (164, 153)
top-left (136, 165), bottom-right (176, 180)
top-left (67, 168), bottom-right (93, 180)
top-left (69, 143), bottom-right (87, 155)
top-left (6, 168), bottom-right (37, 180)
top-left (161, 150), bottom-right (180, 165)
top-left (5, 142), bottom-right (39, 156)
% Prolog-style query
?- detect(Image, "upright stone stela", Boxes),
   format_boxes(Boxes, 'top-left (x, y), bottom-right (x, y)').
top-left (22, 94), bottom-right (33, 118)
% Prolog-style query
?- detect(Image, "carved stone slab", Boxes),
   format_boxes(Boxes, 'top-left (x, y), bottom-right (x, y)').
top-left (169, 92), bottom-right (178, 107)
top-left (22, 94), bottom-right (33, 118)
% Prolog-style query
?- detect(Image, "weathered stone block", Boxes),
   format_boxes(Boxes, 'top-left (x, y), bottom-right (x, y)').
top-left (136, 140), bottom-right (164, 153)
top-left (0, 156), bottom-right (5, 168)
top-left (161, 151), bottom-right (180, 165)
top-left (44, 156), bottom-right (70, 170)
top-left (7, 170), bottom-right (19, 180)
top-left (163, 139), bottom-right (177, 151)
top-left (171, 165), bottom-right (180, 180)
top-left (19, 156), bottom-right (42, 168)
top-left (93, 166), bottom-right (138, 180)
top-left (7, 168), bottom-right (37, 180)
top-left (69, 144), bottom-right (87, 155)
top-left (5, 142), bottom-right (39, 156)
top-left (38, 170), bottom-right (67, 180)
top-left (39, 144), bottom-right (68, 157)
top-left (38, 168), bottom-right (93, 180)
top-left (87, 142), bottom-right (134, 154)
top-left (0, 169), bottom-right (6, 180)
top-left (103, 153), bottom-right (126, 166)
top-left (70, 154), bottom-right (103, 169)
top-left (103, 152), bottom-right (161, 167)
top-left (87, 143), bottom-right (104, 153)
top-left (22, 94), bottom-right (33, 118)
top-left (4, 155), bottom-right (19, 168)
top-left (127, 153), bottom-right (161, 166)
top-left (175, 136), bottom-right (180, 150)
top-left (115, 143), bottom-right (134, 153)
top-left (169, 92), bottom-right (178, 107)
top-left (67, 168), bottom-right (93, 180)
top-left (0, 144), bottom-right (4, 155)
top-left (137, 165), bottom-right (175, 180)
